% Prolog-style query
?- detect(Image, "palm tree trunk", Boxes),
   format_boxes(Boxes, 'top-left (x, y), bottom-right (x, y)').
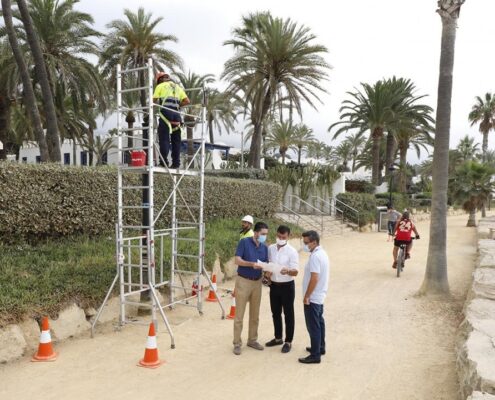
top-left (0, 94), bottom-right (11, 160)
top-left (420, 2), bottom-right (463, 296)
top-left (482, 131), bottom-right (488, 162)
top-left (466, 208), bottom-right (476, 227)
top-left (371, 127), bottom-right (383, 186)
top-left (399, 144), bottom-right (408, 193)
top-left (16, 0), bottom-right (61, 162)
top-left (2, 0), bottom-right (49, 162)
top-left (208, 117), bottom-right (214, 144)
top-left (385, 131), bottom-right (396, 177)
top-left (248, 122), bottom-right (262, 168)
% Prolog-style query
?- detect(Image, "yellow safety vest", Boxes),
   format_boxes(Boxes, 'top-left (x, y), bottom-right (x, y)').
top-left (239, 229), bottom-right (254, 240)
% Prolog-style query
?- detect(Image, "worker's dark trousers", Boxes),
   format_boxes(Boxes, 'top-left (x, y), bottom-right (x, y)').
top-left (269, 280), bottom-right (295, 343)
top-left (157, 119), bottom-right (181, 167)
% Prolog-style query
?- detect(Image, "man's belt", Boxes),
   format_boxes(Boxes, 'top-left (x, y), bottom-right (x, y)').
top-left (238, 274), bottom-right (262, 281)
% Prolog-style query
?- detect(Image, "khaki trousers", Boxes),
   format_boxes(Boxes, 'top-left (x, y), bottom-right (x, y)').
top-left (233, 276), bottom-right (262, 345)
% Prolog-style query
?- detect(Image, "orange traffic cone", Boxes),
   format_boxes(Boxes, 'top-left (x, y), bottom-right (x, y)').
top-left (206, 274), bottom-right (218, 302)
top-left (138, 323), bottom-right (164, 369)
top-left (32, 317), bottom-right (57, 362)
top-left (226, 295), bottom-right (236, 319)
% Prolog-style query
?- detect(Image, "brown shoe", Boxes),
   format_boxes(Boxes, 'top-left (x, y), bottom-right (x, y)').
top-left (247, 341), bottom-right (264, 351)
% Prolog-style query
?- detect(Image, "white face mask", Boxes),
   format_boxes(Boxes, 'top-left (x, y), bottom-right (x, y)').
top-left (276, 239), bottom-right (287, 246)
top-left (303, 244), bottom-right (311, 253)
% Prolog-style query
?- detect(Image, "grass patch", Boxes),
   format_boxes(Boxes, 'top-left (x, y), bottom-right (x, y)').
top-left (0, 218), bottom-right (301, 327)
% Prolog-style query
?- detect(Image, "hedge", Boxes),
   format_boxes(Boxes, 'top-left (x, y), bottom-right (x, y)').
top-left (0, 163), bottom-right (282, 242)
top-left (344, 179), bottom-right (375, 194)
top-left (336, 192), bottom-right (377, 226)
top-left (375, 192), bottom-right (410, 212)
top-left (204, 168), bottom-right (267, 180)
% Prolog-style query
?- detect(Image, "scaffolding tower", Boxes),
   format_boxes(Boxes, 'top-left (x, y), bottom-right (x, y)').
top-left (91, 59), bottom-right (225, 347)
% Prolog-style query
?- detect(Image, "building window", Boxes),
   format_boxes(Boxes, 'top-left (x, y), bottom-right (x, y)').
top-left (22, 157), bottom-right (27, 163)
top-left (64, 153), bottom-right (70, 165)
top-left (80, 151), bottom-right (87, 166)
top-left (35, 156), bottom-right (41, 164)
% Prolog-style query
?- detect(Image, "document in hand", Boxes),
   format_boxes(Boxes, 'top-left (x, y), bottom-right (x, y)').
top-left (257, 260), bottom-right (283, 274)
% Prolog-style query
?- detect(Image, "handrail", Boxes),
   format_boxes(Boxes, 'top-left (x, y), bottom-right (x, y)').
top-left (280, 204), bottom-right (323, 233)
top-left (311, 196), bottom-right (334, 215)
top-left (334, 197), bottom-right (359, 214)
top-left (289, 195), bottom-right (325, 215)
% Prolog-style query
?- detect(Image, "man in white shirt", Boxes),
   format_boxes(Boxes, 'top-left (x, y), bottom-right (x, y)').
top-left (299, 230), bottom-right (329, 364)
top-left (265, 225), bottom-right (299, 354)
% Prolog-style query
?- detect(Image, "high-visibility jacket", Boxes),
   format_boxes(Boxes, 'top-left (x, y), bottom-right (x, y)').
top-left (153, 81), bottom-right (188, 127)
top-left (239, 229), bottom-right (254, 240)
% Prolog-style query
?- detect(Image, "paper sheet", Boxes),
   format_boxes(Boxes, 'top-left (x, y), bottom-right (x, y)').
top-left (257, 260), bottom-right (283, 274)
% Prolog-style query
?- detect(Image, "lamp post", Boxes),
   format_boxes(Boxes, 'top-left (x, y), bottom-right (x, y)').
top-left (388, 165), bottom-right (396, 206)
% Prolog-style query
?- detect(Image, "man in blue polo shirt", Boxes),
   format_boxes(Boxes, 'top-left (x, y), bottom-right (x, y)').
top-left (233, 221), bottom-right (269, 355)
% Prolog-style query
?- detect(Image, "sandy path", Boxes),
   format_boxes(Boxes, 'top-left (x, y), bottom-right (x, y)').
top-left (0, 214), bottom-right (478, 400)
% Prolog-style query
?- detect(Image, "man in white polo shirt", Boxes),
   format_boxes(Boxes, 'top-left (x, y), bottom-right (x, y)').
top-left (299, 230), bottom-right (329, 364)
top-left (265, 225), bottom-right (299, 354)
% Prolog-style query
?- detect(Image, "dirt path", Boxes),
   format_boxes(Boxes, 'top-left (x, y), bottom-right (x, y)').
top-left (0, 214), bottom-right (478, 400)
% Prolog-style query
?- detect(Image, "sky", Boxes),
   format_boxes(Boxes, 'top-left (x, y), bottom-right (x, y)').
top-left (77, 0), bottom-right (495, 163)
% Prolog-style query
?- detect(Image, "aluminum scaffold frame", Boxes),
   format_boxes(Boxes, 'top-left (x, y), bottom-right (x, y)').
top-left (91, 59), bottom-right (225, 347)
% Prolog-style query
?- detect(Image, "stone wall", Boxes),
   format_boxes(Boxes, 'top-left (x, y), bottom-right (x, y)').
top-left (457, 216), bottom-right (495, 398)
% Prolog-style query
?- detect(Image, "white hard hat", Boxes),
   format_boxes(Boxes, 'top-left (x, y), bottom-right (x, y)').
top-left (241, 215), bottom-right (254, 224)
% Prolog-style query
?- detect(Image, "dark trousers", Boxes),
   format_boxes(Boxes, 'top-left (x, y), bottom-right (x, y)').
top-left (269, 280), bottom-right (295, 343)
top-left (157, 119), bottom-right (181, 167)
top-left (304, 302), bottom-right (325, 359)
top-left (388, 221), bottom-right (396, 235)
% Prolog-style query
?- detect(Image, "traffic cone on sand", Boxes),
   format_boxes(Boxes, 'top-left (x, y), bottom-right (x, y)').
top-left (138, 323), bottom-right (164, 369)
top-left (226, 294), bottom-right (236, 319)
top-left (206, 274), bottom-right (218, 302)
top-left (32, 317), bottom-right (57, 362)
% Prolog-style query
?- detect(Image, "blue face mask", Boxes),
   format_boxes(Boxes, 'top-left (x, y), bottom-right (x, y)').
top-left (303, 244), bottom-right (310, 253)
top-left (258, 234), bottom-right (267, 243)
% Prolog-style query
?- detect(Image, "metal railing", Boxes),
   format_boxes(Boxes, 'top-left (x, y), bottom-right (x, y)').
top-left (280, 204), bottom-right (323, 233)
top-left (333, 197), bottom-right (360, 228)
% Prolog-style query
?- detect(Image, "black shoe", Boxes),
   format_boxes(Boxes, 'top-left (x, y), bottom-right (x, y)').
top-left (170, 164), bottom-right (180, 169)
top-left (281, 342), bottom-right (291, 353)
top-left (265, 338), bottom-right (283, 347)
top-left (306, 346), bottom-right (326, 355)
top-left (298, 355), bottom-right (320, 364)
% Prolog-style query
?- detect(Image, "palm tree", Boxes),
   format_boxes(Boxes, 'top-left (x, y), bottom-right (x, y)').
top-left (334, 141), bottom-right (352, 172)
top-left (456, 134), bottom-right (480, 161)
top-left (100, 7), bottom-right (182, 108)
top-left (222, 12), bottom-right (330, 168)
top-left (293, 124), bottom-right (315, 165)
top-left (1, 0), bottom-right (49, 161)
top-left (343, 132), bottom-right (366, 173)
top-left (176, 71), bottom-right (215, 163)
top-left (205, 89), bottom-right (237, 144)
top-left (16, 0), bottom-right (60, 161)
top-left (468, 93), bottom-right (495, 162)
top-left (264, 121), bottom-right (298, 164)
top-left (420, 0), bottom-right (465, 297)
top-left (450, 161), bottom-right (494, 226)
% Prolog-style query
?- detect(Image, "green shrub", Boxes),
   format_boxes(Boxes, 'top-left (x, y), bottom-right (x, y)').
top-left (336, 192), bottom-right (376, 226)
top-left (0, 163), bottom-right (281, 242)
top-left (345, 179), bottom-right (375, 194)
top-left (205, 168), bottom-right (267, 180)
top-left (375, 192), bottom-right (409, 211)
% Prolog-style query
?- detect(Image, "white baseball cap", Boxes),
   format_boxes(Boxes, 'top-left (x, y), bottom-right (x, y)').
top-left (241, 215), bottom-right (254, 224)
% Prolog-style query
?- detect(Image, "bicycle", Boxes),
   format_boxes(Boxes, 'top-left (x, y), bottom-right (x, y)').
top-left (395, 237), bottom-right (417, 278)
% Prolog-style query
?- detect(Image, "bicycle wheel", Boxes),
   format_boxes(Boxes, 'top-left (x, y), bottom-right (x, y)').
top-left (397, 248), bottom-right (404, 278)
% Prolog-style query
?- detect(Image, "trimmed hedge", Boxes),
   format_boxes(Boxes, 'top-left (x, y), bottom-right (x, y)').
top-left (345, 179), bottom-right (375, 194)
top-left (375, 192), bottom-right (410, 212)
top-left (205, 168), bottom-right (267, 180)
top-left (0, 163), bottom-right (281, 242)
top-left (336, 192), bottom-right (377, 226)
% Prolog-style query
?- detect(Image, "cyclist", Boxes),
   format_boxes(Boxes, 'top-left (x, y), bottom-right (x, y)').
top-left (392, 211), bottom-right (420, 269)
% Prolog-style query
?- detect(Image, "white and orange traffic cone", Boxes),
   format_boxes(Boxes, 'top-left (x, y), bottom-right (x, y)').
top-left (226, 294), bottom-right (236, 319)
top-left (32, 317), bottom-right (57, 362)
top-left (205, 274), bottom-right (218, 302)
top-left (138, 322), bottom-right (164, 369)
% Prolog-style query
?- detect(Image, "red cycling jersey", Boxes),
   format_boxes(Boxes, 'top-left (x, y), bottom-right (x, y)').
top-left (395, 219), bottom-right (414, 241)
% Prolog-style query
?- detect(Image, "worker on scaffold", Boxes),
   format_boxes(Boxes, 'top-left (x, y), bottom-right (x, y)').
top-left (153, 72), bottom-right (190, 169)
